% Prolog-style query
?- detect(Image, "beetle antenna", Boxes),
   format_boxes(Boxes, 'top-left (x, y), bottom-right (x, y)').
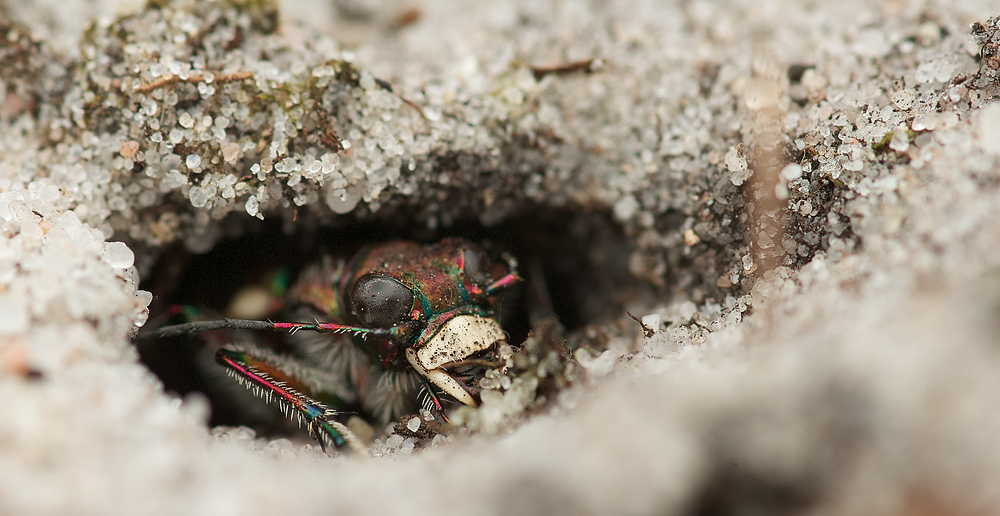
top-left (134, 318), bottom-right (279, 341)
top-left (134, 318), bottom-right (393, 342)
top-left (272, 321), bottom-right (394, 339)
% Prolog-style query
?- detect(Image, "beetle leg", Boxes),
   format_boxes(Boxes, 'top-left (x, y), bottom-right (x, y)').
top-left (418, 381), bottom-right (451, 423)
top-left (215, 344), bottom-right (365, 454)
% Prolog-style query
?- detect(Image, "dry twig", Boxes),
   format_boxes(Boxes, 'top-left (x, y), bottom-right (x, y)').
top-left (135, 71), bottom-right (254, 94)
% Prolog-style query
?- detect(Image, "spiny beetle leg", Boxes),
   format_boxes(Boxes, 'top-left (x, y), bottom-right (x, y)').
top-left (215, 346), bottom-right (365, 454)
top-left (418, 380), bottom-right (450, 423)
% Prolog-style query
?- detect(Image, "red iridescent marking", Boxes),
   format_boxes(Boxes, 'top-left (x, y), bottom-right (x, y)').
top-left (217, 350), bottom-right (320, 416)
top-left (270, 321), bottom-right (391, 338)
top-left (483, 273), bottom-right (520, 296)
top-left (425, 388), bottom-right (450, 423)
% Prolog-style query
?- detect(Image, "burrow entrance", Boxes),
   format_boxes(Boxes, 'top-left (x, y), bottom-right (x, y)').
top-left (136, 204), bottom-right (659, 436)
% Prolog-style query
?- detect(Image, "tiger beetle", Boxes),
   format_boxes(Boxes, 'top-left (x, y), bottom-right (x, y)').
top-left (136, 237), bottom-right (522, 454)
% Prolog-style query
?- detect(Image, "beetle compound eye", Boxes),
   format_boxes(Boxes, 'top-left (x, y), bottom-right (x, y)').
top-left (350, 274), bottom-right (414, 328)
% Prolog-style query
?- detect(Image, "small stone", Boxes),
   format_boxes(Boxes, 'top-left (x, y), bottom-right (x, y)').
top-left (684, 229), bottom-right (700, 246)
top-left (725, 145), bottom-right (750, 186)
top-left (725, 145), bottom-right (747, 172)
top-left (613, 195), bottom-right (639, 221)
top-left (779, 163), bottom-right (802, 182)
top-left (678, 301), bottom-right (697, 321)
top-left (800, 69), bottom-right (828, 95)
top-left (325, 185), bottom-right (362, 215)
top-left (102, 241), bottom-right (135, 269)
top-left (189, 186), bottom-right (209, 208)
top-left (641, 313), bottom-right (661, 331)
top-left (730, 168), bottom-right (752, 186)
top-left (890, 90), bottom-right (915, 110)
top-left (231, 426), bottom-right (256, 441)
top-left (120, 141), bottom-right (140, 159)
top-left (185, 154), bottom-right (202, 170)
top-left (844, 160), bottom-right (864, 172)
top-left (406, 417), bottom-right (421, 433)
top-left (888, 127), bottom-right (910, 153)
top-left (775, 182), bottom-right (789, 200)
top-left (221, 143), bottom-right (240, 163)
top-left (245, 196), bottom-right (260, 217)
top-left (386, 434), bottom-right (404, 448)
top-left (136, 290), bottom-right (153, 307)
top-left (574, 348), bottom-right (617, 376)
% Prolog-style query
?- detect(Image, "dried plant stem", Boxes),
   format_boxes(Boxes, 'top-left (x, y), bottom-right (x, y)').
top-left (135, 71), bottom-right (254, 94)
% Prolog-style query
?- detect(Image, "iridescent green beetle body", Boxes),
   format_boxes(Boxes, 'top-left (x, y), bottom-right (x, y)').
top-left (141, 237), bottom-right (521, 453)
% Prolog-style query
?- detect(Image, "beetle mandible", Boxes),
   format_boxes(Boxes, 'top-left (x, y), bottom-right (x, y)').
top-left (138, 237), bottom-right (522, 453)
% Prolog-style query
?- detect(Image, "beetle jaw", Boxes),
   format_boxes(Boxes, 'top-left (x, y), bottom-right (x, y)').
top-left (405, 314), bottom-right (506, 407)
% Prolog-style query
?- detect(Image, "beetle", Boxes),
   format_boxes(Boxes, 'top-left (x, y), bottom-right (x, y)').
top-left (137, 237), bottom-right (522, 453)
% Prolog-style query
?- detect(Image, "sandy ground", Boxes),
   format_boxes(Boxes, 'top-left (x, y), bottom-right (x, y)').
top-left (2, 0), bottom-right (1000, 514)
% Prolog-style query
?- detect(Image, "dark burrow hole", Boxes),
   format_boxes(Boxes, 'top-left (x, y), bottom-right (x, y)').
top-left (136, 205), bottom-right (653, 436)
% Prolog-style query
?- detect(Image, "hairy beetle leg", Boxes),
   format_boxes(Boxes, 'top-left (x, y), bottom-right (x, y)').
top-left (418, 380), bottom-right (451, 423)
top-left (216, 346), bottom-right (365, 454)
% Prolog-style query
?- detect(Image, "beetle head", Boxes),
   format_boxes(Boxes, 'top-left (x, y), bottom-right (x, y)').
top-left (343, 238), bottom-right (519, 406)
